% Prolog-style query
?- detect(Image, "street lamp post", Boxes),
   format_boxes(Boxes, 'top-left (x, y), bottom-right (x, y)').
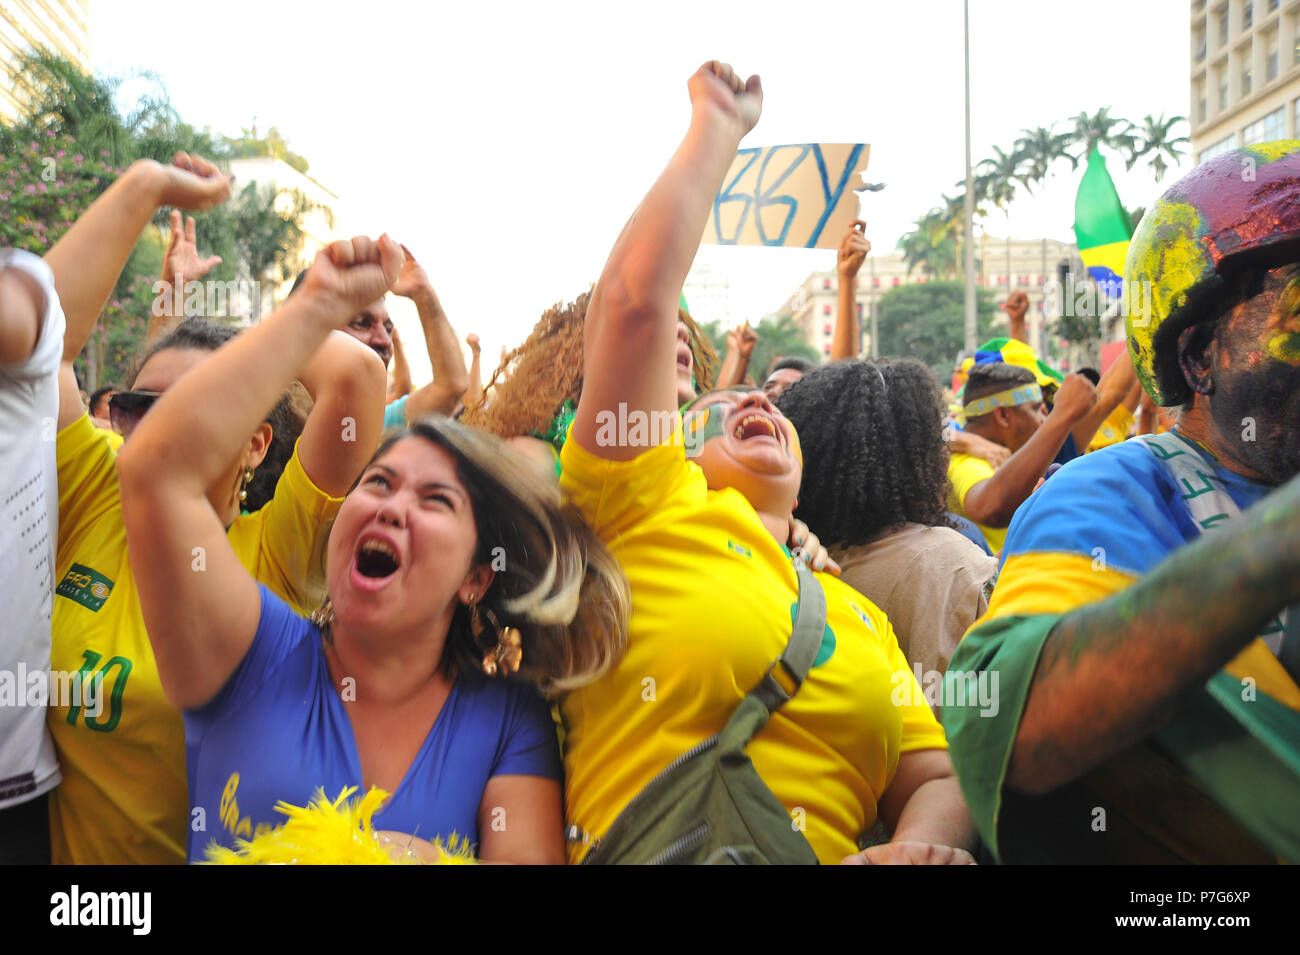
top-left (962, 0), bottom-right (977, 353)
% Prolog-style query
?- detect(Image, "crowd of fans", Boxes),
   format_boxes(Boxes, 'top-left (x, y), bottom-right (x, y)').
top-left (3, 61), bottom-right (1298, 865)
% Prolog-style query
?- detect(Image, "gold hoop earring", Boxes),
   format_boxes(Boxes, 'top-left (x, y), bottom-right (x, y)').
top-left (469, 601), bottom-right (522, 677)
top-left (239, 466), bottom-right (255, 504)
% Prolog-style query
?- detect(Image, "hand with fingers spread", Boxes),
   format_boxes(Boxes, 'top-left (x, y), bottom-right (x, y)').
top-left (300, 235), bottom-right (405, 326)
top-left (688, 60), bottom-right (763, 137)
top-left (837, 220), bottom-right (871, 279)
top-left (161, 210), bottom-right (223, 291)
top-left (391, 243), bottom-right (435, 302)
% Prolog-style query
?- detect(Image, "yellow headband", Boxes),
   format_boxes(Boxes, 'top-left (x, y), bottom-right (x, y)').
top-left (962, 383), bottom-right (1042, 420)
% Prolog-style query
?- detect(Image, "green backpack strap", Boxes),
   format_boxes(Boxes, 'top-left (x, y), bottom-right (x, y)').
top-left (717, 565), bottom-right (827, 755)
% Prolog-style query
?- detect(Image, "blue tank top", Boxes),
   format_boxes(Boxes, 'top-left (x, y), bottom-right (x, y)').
top-left (184, 585), bottom-right (560, 862)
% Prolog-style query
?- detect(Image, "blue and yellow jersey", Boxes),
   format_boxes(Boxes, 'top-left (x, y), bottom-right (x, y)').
top-left (49, 413), bottom-right (343, 864)
top-left (1085, 404), bottom-right (1134, 453)
top-left (947, 432), bottom-right (1300, 862)
top-left (558, 420), bottom-right (947, 865)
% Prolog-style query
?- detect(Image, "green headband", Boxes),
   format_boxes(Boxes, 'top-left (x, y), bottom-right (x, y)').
top-left (962, 383), bottom-right (1042, 420)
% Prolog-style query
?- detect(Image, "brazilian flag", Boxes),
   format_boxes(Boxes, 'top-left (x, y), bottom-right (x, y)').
top-left (1073, 145), bottom-right (1131, 299)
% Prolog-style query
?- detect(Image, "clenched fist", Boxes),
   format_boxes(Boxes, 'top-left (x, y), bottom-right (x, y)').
top-left (299, 235), bottom-right (405, 325)
top-left (688, 61), bottom-right (763, 137)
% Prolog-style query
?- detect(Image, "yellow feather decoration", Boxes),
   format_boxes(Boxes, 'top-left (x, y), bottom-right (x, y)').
top-left (203, 786), bottom-right (477, 865)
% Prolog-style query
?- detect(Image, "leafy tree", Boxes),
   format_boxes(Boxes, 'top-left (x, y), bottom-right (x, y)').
top-left (874, 281), bottom-right (995, 380)
top-left (1014, 123), bottom-right (1078, 189)
top-left (750, 312), bottom-right (818, 379)
top-left (1123, 114), bottom-right (1190, 181)
top-left (226, 125), bottom-right (311, 174)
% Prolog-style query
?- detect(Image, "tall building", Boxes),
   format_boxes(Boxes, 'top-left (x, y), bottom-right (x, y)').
top-left (0, 0), bottom-right (91, 123)
top-left (770, 237), bottom-right (1080, 360)
top-left (1190, 0), bottom-right (1300, 162)
top-left (682, 261), bottom-right (733, 327)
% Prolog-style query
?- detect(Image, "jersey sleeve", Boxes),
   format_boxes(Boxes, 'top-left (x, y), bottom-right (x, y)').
top-left (55, 413), bottom-right (119, 553)
top-left (185, 584), bottom-right (312, 740)
top-left (383, 395), bottom-right (408, 431)
top-left (947, 454), bottom-right (994, 511)
top-left (232, 439), bottom-right (345, 616)
top-left (559, 416), bottom-right (705, 542)
top-left (491, 684), bottom-right (562, 781)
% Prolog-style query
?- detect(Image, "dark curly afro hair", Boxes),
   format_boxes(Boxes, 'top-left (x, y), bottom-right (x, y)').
top-left (776, 358), bottom-right (952, 547)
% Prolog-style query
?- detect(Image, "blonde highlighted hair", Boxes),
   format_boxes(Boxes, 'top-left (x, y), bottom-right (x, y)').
top-left (367, 416), bottom-right (629, 695)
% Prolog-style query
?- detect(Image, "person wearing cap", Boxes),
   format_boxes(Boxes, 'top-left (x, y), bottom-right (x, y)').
top-left (944, 141), bottom-right (1300, 863)
top-left (946, 361), bottom-right (1097, 554)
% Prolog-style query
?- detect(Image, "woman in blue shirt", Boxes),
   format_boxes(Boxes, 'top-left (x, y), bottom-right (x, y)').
top-left (118, 234), bottom-right (628, 863)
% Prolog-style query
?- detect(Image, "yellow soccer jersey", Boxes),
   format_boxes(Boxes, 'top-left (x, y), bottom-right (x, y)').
top-left (946, 452), bottom-right (1007, 554)
top-left (1086, 404), bottom-right (1135, 453)
top-left (49, 414), bottom-right (343, 864)
top-left (558, 423), bottom-right (947, 865)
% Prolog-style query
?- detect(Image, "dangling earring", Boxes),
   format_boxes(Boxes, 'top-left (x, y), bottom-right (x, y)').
top-left (239, 466), bottom-right (255, 503)
top-left (311, 596), bottom-right (335, 633)
top-left (468, 599), bottom-right (523, 677)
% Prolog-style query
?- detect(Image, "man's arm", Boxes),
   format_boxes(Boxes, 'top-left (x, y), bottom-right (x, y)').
top-left (463, 333), bottom-right (483, 410)
top-left (831, 220), bottom-right (869, 361)
top-left (393, 246), bottom-right (469, 421)
top-left (45, 153), bottom-right (231, 429)
top-left (388, 325), bottom-right (413, 401)
top-left (1069, 352), bottom-right (1139, 451)
top-left (1000, 291), bottom-right (1029, 344)
top-left (1006, 470), bottom-right (1300, 794)
top-left (961, 374), bottom-right (1096, 527)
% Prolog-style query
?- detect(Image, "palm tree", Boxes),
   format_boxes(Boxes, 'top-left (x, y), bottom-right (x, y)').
top-left (1070, 107), bottom-right (1138, 162)
top-left (1124, 114), bottom-right (1190, 181)
top-left (1014, 123), bottom-right (1079, 192)
top-left (752, 313), bottom-right (819, 377)
top-left (898, 213), bottom-right (960, 278)
top-left (977, 145), bottom-right (1027, 210)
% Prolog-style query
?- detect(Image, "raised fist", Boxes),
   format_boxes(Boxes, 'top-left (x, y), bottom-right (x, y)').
top-left (150, 152), bottom-right (233, 212)
top-left (837, 220), bottom-right (871, 278)
top-left (1000, 290), bottom-right (1029, 322)
top-left (300, 235), bottom-right (404, 323)
top-left (1052, 372), bottom-right (1098, 423)
top-left (688, 61), bottom-right (763, 136)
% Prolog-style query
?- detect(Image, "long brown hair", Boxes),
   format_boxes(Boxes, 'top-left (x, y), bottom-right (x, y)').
top-left (358, 416), bottom-right (629, 696)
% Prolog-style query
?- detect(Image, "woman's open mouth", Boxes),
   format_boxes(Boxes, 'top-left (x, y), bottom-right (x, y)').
top-left (733, 412), bottom-right (780, 443)
top-left (352, 535), bottom-right (401, 589)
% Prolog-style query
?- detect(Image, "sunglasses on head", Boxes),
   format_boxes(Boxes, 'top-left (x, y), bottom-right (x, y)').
top-left (107, 390), bottom-right (161, 437)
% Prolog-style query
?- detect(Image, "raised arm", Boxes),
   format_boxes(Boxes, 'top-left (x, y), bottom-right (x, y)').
top-left (716, 322), bottom-right (758, 388)
top-left (463, 333), bottom-right (484, 410)
top-left (388, 325), bottom-right (413, 401)
top-left (147, 211), bottom-right (223, 346)
top-left (1068, 349), bottom-right (1138, 451)
top-left (116, 235), bottom-right (403, 710)
top-left (1006, 471), bottom-right (1300, 794)
top-left (961, 373), bottom-right (1096, 527)
top-left (393, 245), bottom-right (469, 421)
top-left (47, 152), bottom-right (231, 429)
top-left (1000, 291), bottom-right (1029, 344)
top-left (831, 220), bottom-right (869, 361)
top-left (573, 61), bottom-right (762, 459)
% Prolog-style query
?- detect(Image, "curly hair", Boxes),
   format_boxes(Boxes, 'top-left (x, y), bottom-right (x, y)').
top-left (776, 359), bottom-right (952, 547)
top-left (461, 294), bottom-right (718, 439)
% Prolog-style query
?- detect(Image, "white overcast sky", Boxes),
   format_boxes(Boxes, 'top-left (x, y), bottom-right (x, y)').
top-left (91, 0), bottom-right (1190, 378)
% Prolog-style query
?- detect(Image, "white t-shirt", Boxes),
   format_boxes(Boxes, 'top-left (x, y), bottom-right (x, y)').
top-left (0, 249), bottom-right (64, 809)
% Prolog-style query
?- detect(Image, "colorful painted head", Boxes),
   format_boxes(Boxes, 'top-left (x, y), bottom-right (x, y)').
top-left (1125, 140), bottom-right (1300, 405)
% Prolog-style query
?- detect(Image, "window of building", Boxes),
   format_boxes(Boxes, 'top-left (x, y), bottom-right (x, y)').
top-left (1219, 74), bottom-right (1229, 111)
top-left (1267, 30), bottom-right (1279, 81)
top-left (1268, 0), bottom-right (1279, 12)
top-left (1218, 6), bottom-right (1229, 47)
top-left (1199, 96), bottom-right (1208, 123)
top-left (1198, 134), bottom-right (1238, 163)
top-left (1242, 107), bottom-right (1284, 144)
top-left (1243, 0), bottom-right (1252, 30)
top-left (1242, 61), bottom-right (1253, 97)
top-left (892, 277), bottom-right (900, 287)
top-left (823, 323), bottom-right (832, 335)
top-left (822, 278), bottom-right (831, 290)
top-left (1196, 28), bottom-right (1207, 62)
top-left (872, 277), bottom-right (880, 287)
top-left (822, 304), bottom-right (831, 315)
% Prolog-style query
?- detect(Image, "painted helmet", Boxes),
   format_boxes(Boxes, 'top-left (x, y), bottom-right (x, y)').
top-left (1125, 141), bottom-right (1300, 405)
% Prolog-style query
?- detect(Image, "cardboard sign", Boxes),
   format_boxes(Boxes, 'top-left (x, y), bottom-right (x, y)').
top-left (703, 143), bottom-right (871, 250)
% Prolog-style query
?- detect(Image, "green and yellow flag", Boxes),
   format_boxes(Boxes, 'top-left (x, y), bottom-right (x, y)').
top-left (1073, 145), bottom-right (1131, 299)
